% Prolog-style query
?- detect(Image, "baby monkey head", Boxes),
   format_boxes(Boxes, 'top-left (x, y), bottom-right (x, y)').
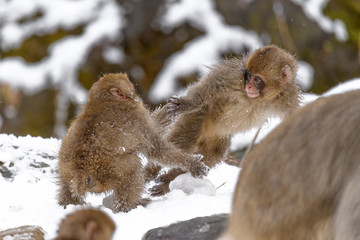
top-left (88, 73), bottom-right (138, 102)
top-left (244, 45), bottom-right (297, 101)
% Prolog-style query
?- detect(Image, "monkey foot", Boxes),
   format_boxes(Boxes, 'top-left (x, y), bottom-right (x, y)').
top-left (58, 195), bottom-right (86, 208)
top-left (224, 157), bottom-right (242, 167)
top-left (148, 168), bottom-right (184, 196)
top-left (149, 183), bottom-right (170, 197)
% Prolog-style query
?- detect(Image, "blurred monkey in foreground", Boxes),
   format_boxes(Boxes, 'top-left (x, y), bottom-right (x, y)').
top-left (219, 90), bottom-right (360, 240)
top-left (150, 45), bottom-right (301, 195)
top-left (56, 208), bottom-right (115, 240)
top-left (57, 73), bottom-right (207, 212)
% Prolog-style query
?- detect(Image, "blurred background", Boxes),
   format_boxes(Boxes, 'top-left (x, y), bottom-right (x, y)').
top-left (0, 0), bottom-right (359, 139)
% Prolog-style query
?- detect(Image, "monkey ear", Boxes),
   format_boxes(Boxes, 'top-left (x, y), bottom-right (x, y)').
top-left (282, 65), bottom-right (293, 82)
top-left (84, 221), bottom-right (97, 240)
top-left (110, 87), bottom-right (126, 100)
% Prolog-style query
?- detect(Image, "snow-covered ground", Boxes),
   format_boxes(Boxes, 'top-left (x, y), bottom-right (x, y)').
top-left (0, 134), bottom-right (239, 239)
top-left (1, 78), bottom-right (359, 239)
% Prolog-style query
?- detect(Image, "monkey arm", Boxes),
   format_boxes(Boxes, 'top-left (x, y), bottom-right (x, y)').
top-left (150, 105), bottom-right (172, 135)
top-left (141, 125), bottom-right (208, 178)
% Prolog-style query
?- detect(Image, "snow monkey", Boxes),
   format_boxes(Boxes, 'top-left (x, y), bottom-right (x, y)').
top-left (149, 45), bottom-right (301, 195)
top-left (57, 73), bottom-right (208, 213)
top-left (56, 208), bottom-right (115, 240)
top-left (219, 90), bottom-right (360, 240)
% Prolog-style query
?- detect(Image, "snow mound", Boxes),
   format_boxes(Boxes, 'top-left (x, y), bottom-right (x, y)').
top-left (169, 173), bottom-right (216, 196)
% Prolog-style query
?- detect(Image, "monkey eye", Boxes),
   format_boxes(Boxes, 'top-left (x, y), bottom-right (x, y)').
top-left (254, 76), bottom-right (262, 83)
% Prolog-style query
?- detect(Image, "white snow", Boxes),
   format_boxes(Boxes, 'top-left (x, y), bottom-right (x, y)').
top-left (297, 61), bottom-right (314, 91)
top-left (322, 78), bottom-right (360, 97)
top-left (169, 173), bottom-right (216, 196)
top-left (0, 134), bottom-right (239, 239)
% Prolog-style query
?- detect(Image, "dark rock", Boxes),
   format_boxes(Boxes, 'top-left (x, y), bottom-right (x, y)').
top-left (0, 165), bottom-right (13, 179)
top-left (142, 214), bottom-right (229, 240)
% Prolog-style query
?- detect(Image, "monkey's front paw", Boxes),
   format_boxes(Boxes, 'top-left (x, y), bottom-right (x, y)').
top-left (167, 96), bottom-right (181, 115)
top-left (187, 160), bottom-right (209, 178)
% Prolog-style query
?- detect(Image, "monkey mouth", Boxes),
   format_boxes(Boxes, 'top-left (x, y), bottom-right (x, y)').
top-left (246, 91), bottom-right (260, 98)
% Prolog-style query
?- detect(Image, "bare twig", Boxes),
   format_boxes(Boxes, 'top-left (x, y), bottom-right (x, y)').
top-left (272, 0), bottom-right (296, 53)
top-left (216, 182), bottom-right (227, 190)
top-left (240, 127), bottom-right (261, 168)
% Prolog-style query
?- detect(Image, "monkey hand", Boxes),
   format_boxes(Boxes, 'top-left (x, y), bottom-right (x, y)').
top-left (185, 155), bottom-right (209, 178)
top-left (167, 96), bottom-right (181, 115)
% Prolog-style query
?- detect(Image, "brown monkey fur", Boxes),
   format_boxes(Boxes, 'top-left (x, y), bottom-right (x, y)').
top-left (219, 90), bottom-right (360, 240)
top-left (56, 208), bottom-right (115, 240)
top-left (150, 45), bottom-right (300, 195)
top-left (57, 73), bottom-right (207, 212)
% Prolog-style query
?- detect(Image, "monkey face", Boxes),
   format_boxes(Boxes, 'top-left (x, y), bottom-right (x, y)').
top-left (244, 69), bottom-right (265, 98)
top-left (244, 45), bottom-right (297, 101)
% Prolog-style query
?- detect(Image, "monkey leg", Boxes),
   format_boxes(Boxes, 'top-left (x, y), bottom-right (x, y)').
top-left (150, 105), bottom-right (173, 133)
top-left (167, 111), bottom-right (231, 168)
top-left (111, 181), bottom-right (150, 213)
top-left (167, 112), bottom-right (203, 151)
top-left (197, 136), bottom-right (231, 168)
top-left (111, 159), bottom-right (150, 213)
top-left (155, 111), bottom-right (209, 177)
top-left (57, 177), bottom-right (85, 208)
top-left (146, 129), bottom-right (208, 178)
